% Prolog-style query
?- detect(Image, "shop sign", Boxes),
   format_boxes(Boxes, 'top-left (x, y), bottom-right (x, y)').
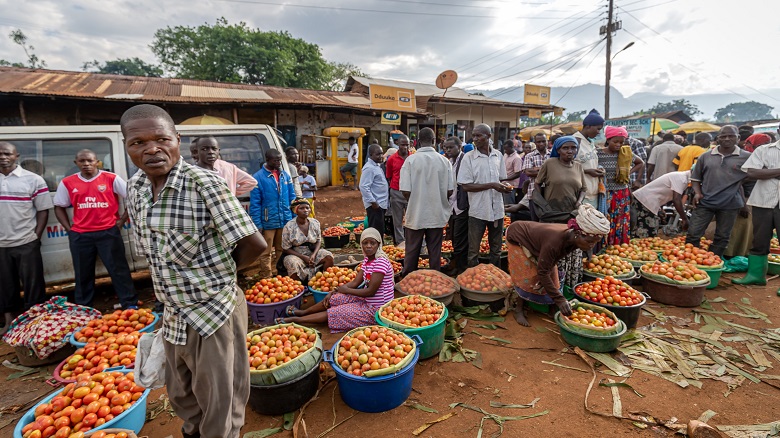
top-left (524, 84), bottom-right (551, 105)
top-left (381, 111), bottom-right (401, 125)
top-left (370, 84), bottom-right (417, 112)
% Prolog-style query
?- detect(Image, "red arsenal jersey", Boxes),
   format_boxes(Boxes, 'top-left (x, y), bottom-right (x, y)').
top-left (54, 171), bottom-right (126, 233)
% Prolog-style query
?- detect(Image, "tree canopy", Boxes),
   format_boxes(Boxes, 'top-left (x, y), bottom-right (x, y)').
top-left (565, 110), bottom-right (586, 122)
top-left (633, 99), bottom-right (702, 117)
top-left (714, 101), bottom-right (774, 123)
top-left (82, 58), bottom-right (163, 77)
top-left (0, 30), bottom-right (45, 68)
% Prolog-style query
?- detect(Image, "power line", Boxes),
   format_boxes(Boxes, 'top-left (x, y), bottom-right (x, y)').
top-left (551, 43), bottom-right (606, 105)
top-left (364, 0), bottom-right (595, 10)
top-left (622, 0), bottom-right (679, 13)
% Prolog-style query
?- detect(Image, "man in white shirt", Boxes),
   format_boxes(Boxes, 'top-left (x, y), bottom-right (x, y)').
top-left (399, 128), bottom-right (454, 275)
top-left (457, 124), bottom-right (512, 267)
top-left (339, 136), bottom-right (360, 190)
top-left (647, 133), bottom-right (684, 181)
top-left (631, 170), bottom-right (690, 238)
top-left (732, 128), bottom-right (780, 289)
top-left (573, 109), bottom-right (605, 208)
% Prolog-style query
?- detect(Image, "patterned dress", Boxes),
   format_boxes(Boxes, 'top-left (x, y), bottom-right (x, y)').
top-left (597, 149), bottom-right (634, 246)
top-left (281, 218), bottom-right (333, 282)
top-left (326, 256), bottom-right (394, 333)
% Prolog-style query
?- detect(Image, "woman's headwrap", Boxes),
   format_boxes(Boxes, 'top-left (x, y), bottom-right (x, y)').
top-left (605, 125), bottom-right (628, 140)
top-left (550, 135), bottom-right (579, 158)
top-left (360, 227), bottom-right (389, 259)
top-left (744, 133), bottom-right (772, 152)
top-left (567, 204), bottom-right (611, 236)
top-left (290, 198), bottom-right (309, 214)
top-left (583, 109), bottom-right (605, 127)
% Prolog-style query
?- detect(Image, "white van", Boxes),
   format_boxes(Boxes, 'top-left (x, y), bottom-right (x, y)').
top-left (0, 124), bottom-right (295, 286)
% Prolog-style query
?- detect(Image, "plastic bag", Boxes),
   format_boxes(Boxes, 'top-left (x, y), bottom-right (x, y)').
top-left (136, 330), bottom-right (166, 389)
top-left (723, 256), bottom-right (748, 273)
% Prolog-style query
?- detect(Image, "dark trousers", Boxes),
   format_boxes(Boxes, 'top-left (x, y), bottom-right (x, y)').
top-left (402, 228), bottom-right (444, 276)
top-left (69, 227), bottom-right (138, 308)
top-left (365, 206), bottom-right (386, 238)
top-left (448, 209), bottom-right (470, 274)
top-left (685, 206), bottom-right (739, 257)
top-left (0, 239), bottom-right (46, 313)
top-left (468, 217), bottom-right (503, 268)
top-left (750, 206), bottom-right (780, 255)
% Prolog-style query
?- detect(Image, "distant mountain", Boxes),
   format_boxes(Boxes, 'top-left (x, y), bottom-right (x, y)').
top-left (474, 84), bottom-right (780, 121)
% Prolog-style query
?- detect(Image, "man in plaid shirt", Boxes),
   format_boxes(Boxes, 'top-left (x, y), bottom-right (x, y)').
top-left (122, 104), bottom-right (265, 438)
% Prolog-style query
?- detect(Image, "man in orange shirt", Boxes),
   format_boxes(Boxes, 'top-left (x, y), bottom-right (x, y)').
top-left (673, 132), bottom-right (712, 172)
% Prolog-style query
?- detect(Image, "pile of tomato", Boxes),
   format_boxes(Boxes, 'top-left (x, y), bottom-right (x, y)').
top-left (574, 276), bottom-right (643, 307)
top-left (247, 325), bottom-right (316, 371)
top-left (397, 270), bottom-right (456, 297)
top-left (323, 226), bottom-right (350, 237)
top-left (604, 243), bottom-right (658, 262)
top-left (418, 258), bottom-right (447, 269)
top-left (58, 333), bottom-right (140, 381)
top-left (641, 261), bottom-right (709, 284)
top-left (584, 254), bottom-right (634, 277)
top-left (769, 254), bottom-right (780, 264)
top-left (379, 296), bottom-right (444, 328)
top-left (441, 241), bottom-right (454, 253)
top-left (382, 245), bottom-right (405, 260)
top-left (457, 264), bottom-right (512, 292)
top-left (390, 260), bottom-right (402, 275)
top-left (479, 240), bottom-right (508, 254)
top-left (245, 276), bottom-right (305, 304)
top-left (19, 371), bottom-right (145, 438)
top-left (335, 326), bottom-right (414, 376)
top-left (307, 267), bottom-right (357, 292)
top-left (353, 223), bottom-right (364, 234)
top-left (662, 244), bottom-right (722, 267)
top-left (564, 306), bottom-right (617, 329)
top-left (71, 309), bottom-right (154, 344)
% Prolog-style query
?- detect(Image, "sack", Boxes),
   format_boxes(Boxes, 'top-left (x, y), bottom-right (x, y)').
top-left (136, 330), bottom-right (166, 389)
top-left (723, 256), bottom-right (748, 273)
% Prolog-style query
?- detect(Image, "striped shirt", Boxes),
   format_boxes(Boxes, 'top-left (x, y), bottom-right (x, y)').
top-left (361, 256), bottom-right (394, 308)
top-left (742, 140), bottom-right (780, 209)
top-left (0, 166), bottom-right (53, 247)
top-left (127, 159), bottom-right (258, 345)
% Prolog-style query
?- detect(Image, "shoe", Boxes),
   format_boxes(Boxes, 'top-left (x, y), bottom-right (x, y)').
top-left (732, 254), bottom-right (768, 285)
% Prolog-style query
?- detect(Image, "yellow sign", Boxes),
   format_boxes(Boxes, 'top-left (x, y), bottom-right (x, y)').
top-left (528, 109), bottom-right (543, 119)
top-left (554, 107), bottom-right (563, 116)
top-left (381, 111), bottom-right (401, 125)
top-left (524, 84), bottom-right (551, 105)
top-left (370, 84), bottom-right (417, 112)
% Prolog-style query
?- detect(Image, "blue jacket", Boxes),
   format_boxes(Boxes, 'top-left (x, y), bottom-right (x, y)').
top-left (249, 166), bottom-right (295, 230)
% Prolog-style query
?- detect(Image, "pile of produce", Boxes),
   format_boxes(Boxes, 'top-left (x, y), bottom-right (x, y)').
top-left (662, 244), bottom-right (723, 268)
top-left (640, 261), bottom-right (710, 285)
top-left (71, 309), bottom-right (155, 344)
top-left (58, 333), bottom-right (141, 381)
top-left (397, 270), bottom-right (458, 298)
top-left (350, 216), bottom-right (365, 222)
top-left (378, 296), bottom-right (445, 328)
top-left (353, 223), bottom-right (364, 234)
top-left (631, 237), bottom-right (676, 252)
top-left (390, 260), bottom-right (402, 275)
top-left (562, 304), bottom-right (618, 331)
top-left (383, 245), bottom-right (405, 260)
top-left (19, 371), bottom-right (145, 437)
top-left (247, 325), bottom-right (317, 370)
top-left (323, 226), bottom-right (351, 237)
top-left (478, 240), bottom-right (508, 254)
top-left (771, 238), bottom-right (779, 252)
top-left (308, 267), bottom-right (357, 292)
top-left (603, 243), bottom-right (659, 264)
top-left (574, 276), bottom-right (644, 307)
top-left (583, 254), bottom-right (635, 278)
top-left (418, 258), bottom-right (447, 269)
top-left (769, 254), bottom-right (780, 264)
top-left (441, 241), bottom-right (453, 253)
top-left (503, 216), bottom-right (511, 228)
top-left (245, 276), bottom-right (305, 304)
top-left (457, 264), bottom-right (512, 292)
top-left (334, 326), bottom-right (414, 376)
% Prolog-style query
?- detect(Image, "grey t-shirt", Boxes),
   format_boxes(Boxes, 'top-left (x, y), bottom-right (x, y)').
top-left (691, 147), bottom-right (750, 210)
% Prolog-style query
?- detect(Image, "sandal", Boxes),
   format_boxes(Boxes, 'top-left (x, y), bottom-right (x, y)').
top-left (274, 317), bottom-right (287, 324)
top-left (284, 305), bottom-right (297, 317)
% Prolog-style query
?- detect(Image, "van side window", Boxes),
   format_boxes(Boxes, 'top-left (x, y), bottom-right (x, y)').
top-left (3, 138), bottom-right (112, 191)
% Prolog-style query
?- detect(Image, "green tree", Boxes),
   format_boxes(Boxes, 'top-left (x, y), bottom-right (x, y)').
top-left (714, 101), bottom-right (774, 123)
top-left (150, 18), bottom-right (334, 89)
top-left (325, 62), bottom-right (367, 91)
top-left (633, 99), bottom-right (702, 117)
top-left (0, 29), bottom-right (45, 68)
top-left (82, 58), bottom-right (163, 77)
top-left (565, 110), bottom-right (586, 122)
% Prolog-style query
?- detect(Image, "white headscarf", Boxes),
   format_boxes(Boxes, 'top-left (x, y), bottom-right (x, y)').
top-left (572, 204), bottom-right (611, 236)
top-left (360, 227), bottom-right (389, 259)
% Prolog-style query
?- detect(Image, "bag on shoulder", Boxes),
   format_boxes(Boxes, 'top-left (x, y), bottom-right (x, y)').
top-left (455, 154), bottom-right (470, 211)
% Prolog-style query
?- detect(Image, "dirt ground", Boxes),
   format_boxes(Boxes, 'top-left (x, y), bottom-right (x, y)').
top-left (310, 186), bottom-right (368, 229)
top-left (2, 188), bottom-right (780, 438)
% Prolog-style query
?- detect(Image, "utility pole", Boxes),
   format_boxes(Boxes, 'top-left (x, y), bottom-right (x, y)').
top-left (604, 0), bottom-right (614, 119)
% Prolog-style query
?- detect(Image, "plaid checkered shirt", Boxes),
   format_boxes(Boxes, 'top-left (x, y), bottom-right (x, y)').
top-left (520, 149), bottom-right (550, 195)
top-left (628, 137), bottom-right (647, 186)
top-left (127, 159), bottom-right (258, 345)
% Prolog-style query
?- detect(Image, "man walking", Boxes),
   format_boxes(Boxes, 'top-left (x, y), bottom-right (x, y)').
top-left (458, 124), bottom-right (512, 267)
top-left (53, 149), bottom-right (138, 309)
top-left (250, 149), bottom-right (296, 278)
top-left (443, 137), bottom-right (469, 275)
top-left (121, 104), bottom-right (265, 438)
top-left (359, 144), bottom-right (389, 237)
top-left (732, 124), bottom-right (780, 289)
top-left (339, 137), bottom-right (359, 190)
top-left (192, 136), bottom-right (257, 196)
top-left (685, 125), bottom-right (751, 257)
top-left (0, 142), bottom-right (51, 335)
top-left (400, 128), bottom-right (454, 274)
top-left (386, 135), bottom-right (410, 245)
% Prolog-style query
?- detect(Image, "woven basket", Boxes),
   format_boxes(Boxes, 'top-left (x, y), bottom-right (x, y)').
top-left (248, 323), bottom-right (322, 386)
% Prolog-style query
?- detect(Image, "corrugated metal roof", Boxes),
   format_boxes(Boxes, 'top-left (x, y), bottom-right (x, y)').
top-left (0, 67), bottom-right (423, 114)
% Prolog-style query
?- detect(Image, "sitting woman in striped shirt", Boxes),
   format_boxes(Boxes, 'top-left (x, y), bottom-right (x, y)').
top-left (279, 227), bottom-right (394, 332)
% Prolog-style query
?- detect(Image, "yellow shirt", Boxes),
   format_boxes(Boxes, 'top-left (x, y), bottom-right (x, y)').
top-left (673, 145), bottom-right (708, 171)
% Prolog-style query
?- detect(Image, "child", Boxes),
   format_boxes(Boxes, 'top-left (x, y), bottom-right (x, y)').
top-left (299, 166), bottom-right (317, 217)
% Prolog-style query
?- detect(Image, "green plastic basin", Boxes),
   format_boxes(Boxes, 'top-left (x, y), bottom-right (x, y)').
top-left (375, 307), bottom-right (448, 360)
top-left (555, 312), bottom-right (627, 353)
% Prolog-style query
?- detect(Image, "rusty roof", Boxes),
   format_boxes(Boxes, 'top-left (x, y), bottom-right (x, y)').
top-left (0, 67), bottom-right (426, 114)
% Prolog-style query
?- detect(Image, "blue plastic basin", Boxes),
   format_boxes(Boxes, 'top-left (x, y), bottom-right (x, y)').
top-left (68, 311), bottom-right (160, 347)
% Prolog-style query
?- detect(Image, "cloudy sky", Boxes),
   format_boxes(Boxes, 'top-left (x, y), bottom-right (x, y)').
top-left (1, 0), bottom-right (778, 107)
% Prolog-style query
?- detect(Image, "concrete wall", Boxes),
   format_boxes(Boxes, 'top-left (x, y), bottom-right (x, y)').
top-left (429, 103), bottom-right (521, 128)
